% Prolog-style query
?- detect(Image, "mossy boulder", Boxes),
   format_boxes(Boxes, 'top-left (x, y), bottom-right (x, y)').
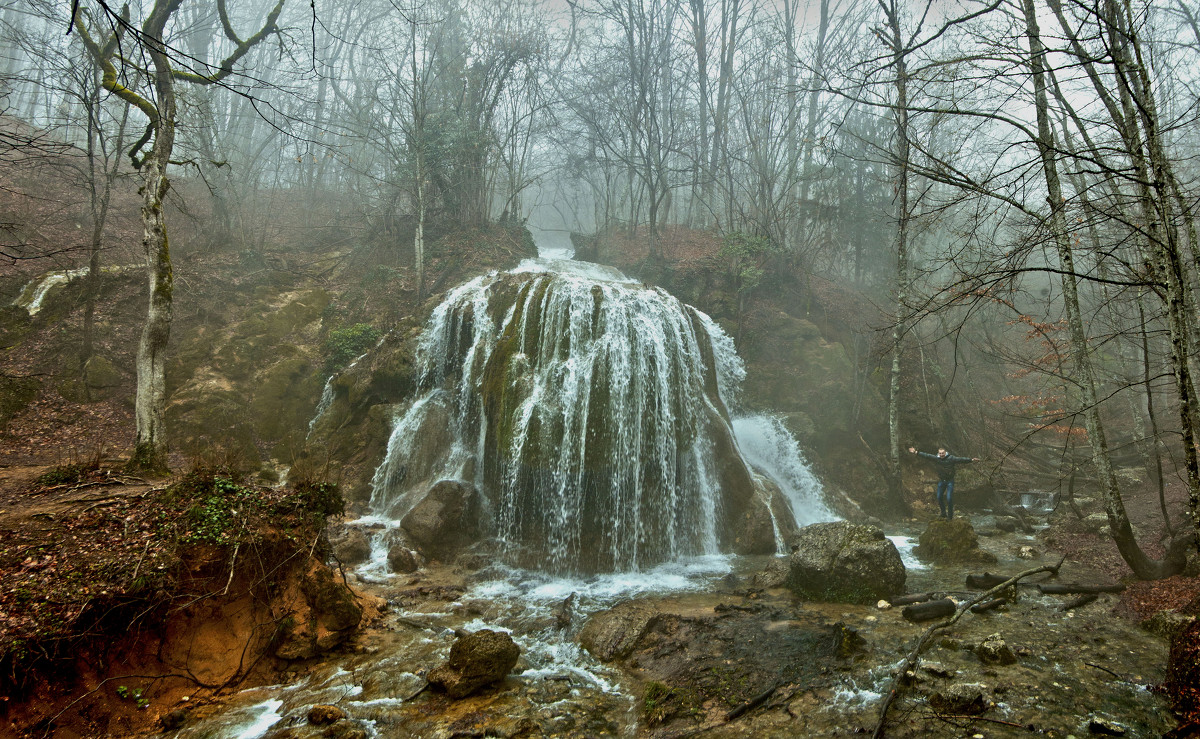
top-left (579, 600), bottom-right (661, 661)
top-left (427, 629), bottom-right (520, 699)
top-left (786, 521), bottom-right (906, 604)
top-left (400, 480), bottom-right (483, 563)
top-left (915, 519), bottom-right (997, 565)
top-left (166, 378), bottom-right (259, 464)
top-left (0, 375), bottom-right (37, 431)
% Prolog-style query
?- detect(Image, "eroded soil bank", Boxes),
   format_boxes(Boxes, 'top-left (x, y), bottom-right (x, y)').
top-left (150, 516), bottom-right (1186, 739)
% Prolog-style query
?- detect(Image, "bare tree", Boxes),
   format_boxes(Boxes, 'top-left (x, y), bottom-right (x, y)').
top-left (74, 0), bottom-right (284, 472)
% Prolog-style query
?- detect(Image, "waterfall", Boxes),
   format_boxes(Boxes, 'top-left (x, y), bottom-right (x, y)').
top-left (369, 258), bottom-right (830, 574)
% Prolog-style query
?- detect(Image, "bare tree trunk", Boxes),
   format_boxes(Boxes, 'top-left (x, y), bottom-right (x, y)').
top-left (880, 0), bottom-right (910, 486)
top-left (1021, 0), bottom-right (1185, 578)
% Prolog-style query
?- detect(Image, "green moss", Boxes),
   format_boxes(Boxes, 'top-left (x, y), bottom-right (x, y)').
top-left (0, 376), bottom-right (38, 430)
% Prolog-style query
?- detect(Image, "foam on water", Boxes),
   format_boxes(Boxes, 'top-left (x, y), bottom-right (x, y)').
top-left (229, 699), bottom-right (283, 738)
top-left (886, 535), bottom-right (928, 571)
top-left (732, 414), bottom-right (835, 527)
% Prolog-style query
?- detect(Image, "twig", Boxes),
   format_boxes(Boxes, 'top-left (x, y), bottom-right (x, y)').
top-left (871, 556), bottom-right (1065, 738)
top-left (1084, 661), bottom-right (1122, 680)
top-left (926, 713), bottom-right (1039, 730)
top-left (130, 539), bottom-right (152, 583)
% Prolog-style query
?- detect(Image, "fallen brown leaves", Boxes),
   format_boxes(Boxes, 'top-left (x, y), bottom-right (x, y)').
top-left (0, 465), bottom-right (331, 682)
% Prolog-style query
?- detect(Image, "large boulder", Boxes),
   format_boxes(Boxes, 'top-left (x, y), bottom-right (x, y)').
top-left (329, 526), bottom-right (372, 566)
top-left (427, 629), bottom-right (520, 698)
top-left (915, 519), bottom-right (997, 565)
top-left (731, 476), bottom-right (799, 556)
top-left (785, 521), bottom-right (905, 604)
top-left (400, 480), bottom-right (483, 563)
top-left (578, 600), bottom-right (660, 661)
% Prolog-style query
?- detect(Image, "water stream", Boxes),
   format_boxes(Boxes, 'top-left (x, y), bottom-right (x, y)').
top-left (176, 235), bottom-right (1173, 738)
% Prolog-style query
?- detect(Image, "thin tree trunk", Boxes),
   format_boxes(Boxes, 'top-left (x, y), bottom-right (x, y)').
top-left (1021, 0), bottom-right (1184, 579)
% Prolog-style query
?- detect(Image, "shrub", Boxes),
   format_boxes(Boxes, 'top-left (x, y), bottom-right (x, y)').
top-left (323, 323), bottom-right (381, 372)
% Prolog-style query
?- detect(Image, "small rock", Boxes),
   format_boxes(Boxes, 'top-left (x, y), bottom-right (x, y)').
top-left (928, 682), bottom-right (991, 715)
top-left (1016, 545), bottom-right (1038, 559)
top-left (915, 519), bottom-right (997, 565)
top-left (1082, 512), bottom-right (1110, 535)
top-left (1141, 610), bottom-right (1196, 640)
top-left (308, 704), bottom-right (346, 725)
top-left (387, 544), bottom-right (420, 573)
top-left (751, 558), bottom-right (790, 589)
top-left (920, 660), bottom-right (955, 679)
top-left (331, 528), bottom-right (372, 566)
top-left (876, 599), bottom-right (891, 610)
top-left (579, 601), bottom-right (659, 661)
top-left (994, 517), bottom-right (1018, 533)
top-left (832, 622), bottom-right (867, 657)
top-left (161, 708), bottom-right (189, 731)
top-left (1087, 716), bottom-right (1126, 735)
top-left (974, 633), bottom-right (1017, 666)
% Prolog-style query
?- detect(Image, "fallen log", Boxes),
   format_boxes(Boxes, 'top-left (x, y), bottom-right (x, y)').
top-left (1038, 583), bottom-right (1125, 595)
top-left (1058, 593), bottom-right (1099, 612)
top-left (872, 556), bottom-right (1066, 739)
top-left (902, 599), bottom-right (956, 623)
top-left (890, 592), bottom-right (936, 607)
top-left (966, 573), bottom-right (1011, 589)
top-left (970, 597), bottom-right (1008, 614)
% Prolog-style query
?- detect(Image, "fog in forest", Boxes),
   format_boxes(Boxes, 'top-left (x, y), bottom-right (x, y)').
top-left (3, 0), bottom-right (1200, 736)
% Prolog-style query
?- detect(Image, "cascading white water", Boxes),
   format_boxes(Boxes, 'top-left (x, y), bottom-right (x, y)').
top-left (368, 256), bottom-right (832, 574)
top-left (731, 414), bottom-right (836, 527)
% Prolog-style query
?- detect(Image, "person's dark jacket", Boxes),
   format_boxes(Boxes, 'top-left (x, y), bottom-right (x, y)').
top-left (916, 451), bottom-right (974, 481)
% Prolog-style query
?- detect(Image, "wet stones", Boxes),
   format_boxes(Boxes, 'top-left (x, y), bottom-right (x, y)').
top-left (579, 600), bottom-right (660, 661)
top-left (915, 519), bottom-right (997, 565)
top-left (928, 682), bottom-right (992, 715)
top-left (785, 522), bottom-right (906, 604)
top-left (308, 704), bottom-right (347, 725)
top-left (330, 526), bottom-right (372, 566)
top-left (427, 629), bottom-right (521, 699)
top-left (973, 633), bottom-right (1017, 666)
top-left (400, 480), bottom-right (483, 563)
top-left (387, 543), bottom-right (420, 573)
top-left (1087, 716), bottom-right (1127, 735)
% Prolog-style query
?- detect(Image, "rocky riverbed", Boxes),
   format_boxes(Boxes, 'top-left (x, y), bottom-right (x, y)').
top-left (170, 516), bottom-right (1178, 739)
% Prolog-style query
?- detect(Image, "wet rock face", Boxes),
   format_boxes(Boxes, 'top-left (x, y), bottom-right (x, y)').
top-left (427, 629), bottom-right (521, 699)
top-left (579, 601), bottom-right (661, 661)
top-left (785, 522), bottom-right (905, 604)
top-left (915, 519), bottom-right (998, 565)
top-left (400, 480), bottom-right (483, 563)
top-left (612, 603), bottom-right (841, 733)
top-left (330, 527), bottom-right (372, 566)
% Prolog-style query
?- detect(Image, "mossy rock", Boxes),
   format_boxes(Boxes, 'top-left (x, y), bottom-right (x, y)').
top-left (0, 375), bottom-right (38, 430)
top-left (915, 519), bottom-right (997, 565)
top-left (251, 357), bottom-right (321, 443)
top-left (0, 305), bottom-right (33, 350)
top-left (166, 381), bottom-right (259, 464)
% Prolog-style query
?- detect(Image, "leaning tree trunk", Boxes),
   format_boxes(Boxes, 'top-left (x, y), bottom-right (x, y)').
top-left (1021, 0), bottom-right (1186, 578)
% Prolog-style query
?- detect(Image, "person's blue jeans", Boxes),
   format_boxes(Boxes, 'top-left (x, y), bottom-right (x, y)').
top-left (936, 480), bottom-right (955, 519)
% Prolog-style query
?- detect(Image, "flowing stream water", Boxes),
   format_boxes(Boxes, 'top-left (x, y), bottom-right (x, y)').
top-left (177, 233), bottom-right (842, 737)
top-left (174, 235), bottom-right (1175, 738)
